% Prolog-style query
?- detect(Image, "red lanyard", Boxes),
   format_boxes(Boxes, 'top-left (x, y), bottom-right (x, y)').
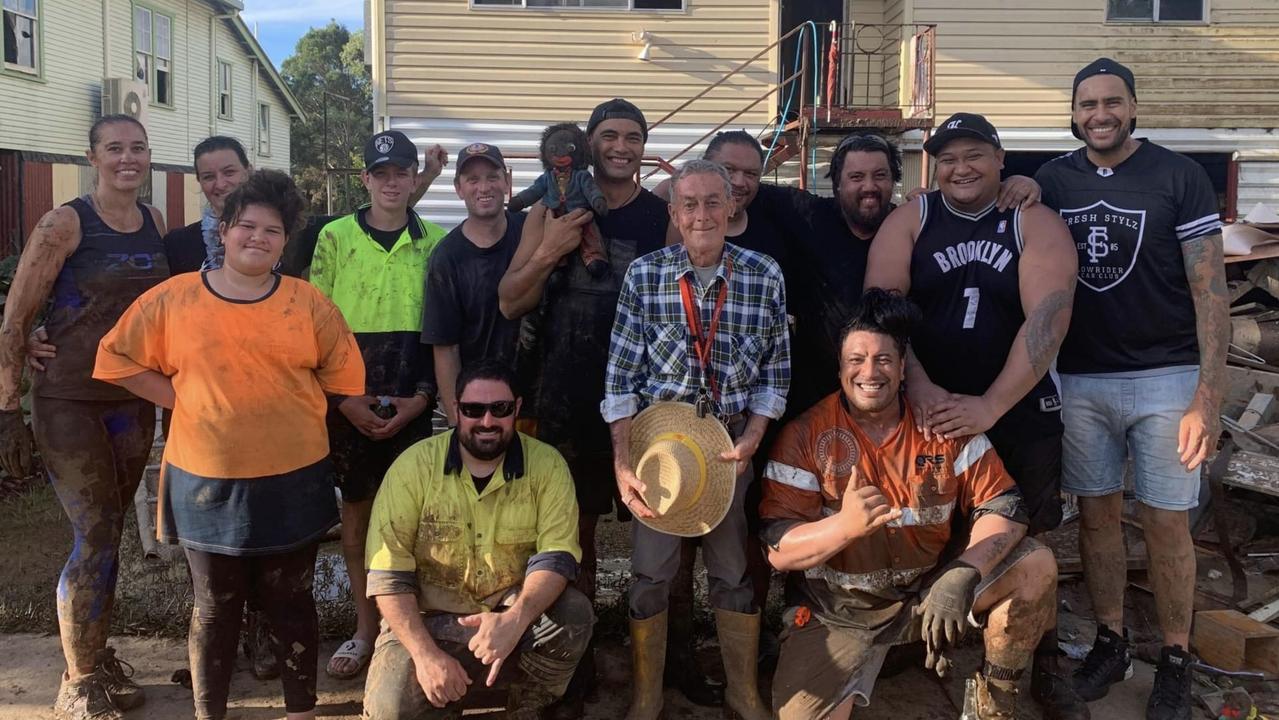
top-left (678, 259), bottom-right (731, 401)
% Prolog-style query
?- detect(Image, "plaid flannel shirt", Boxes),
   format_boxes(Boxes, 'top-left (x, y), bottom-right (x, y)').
top-left (600, 242), bottom-right (790, 423)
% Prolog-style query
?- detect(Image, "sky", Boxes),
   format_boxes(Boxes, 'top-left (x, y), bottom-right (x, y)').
top-left (241, 0), bottom-right (363, 69)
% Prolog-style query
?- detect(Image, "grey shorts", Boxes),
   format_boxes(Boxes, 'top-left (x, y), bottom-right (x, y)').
top-left (772, 537), bottom-right (1045, 719)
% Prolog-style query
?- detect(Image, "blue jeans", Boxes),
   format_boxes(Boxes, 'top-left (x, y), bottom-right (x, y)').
top-left (1060, 369), bottom-right (1201, 511)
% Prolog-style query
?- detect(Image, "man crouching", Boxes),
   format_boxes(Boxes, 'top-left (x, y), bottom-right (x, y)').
top-left (762, 289), bottom-right (1058, 720)
top-left (362, 360), bottom-right (593, 719)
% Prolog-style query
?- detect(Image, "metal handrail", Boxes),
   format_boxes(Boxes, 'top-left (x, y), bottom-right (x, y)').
top-left (647, 24), bottom-right (810, 133)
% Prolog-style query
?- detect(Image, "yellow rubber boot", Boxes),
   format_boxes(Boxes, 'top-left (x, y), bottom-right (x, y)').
top-left (714, 609), bottom-right (771, 720)
top-left (626, 611), bottom-right (668, 720)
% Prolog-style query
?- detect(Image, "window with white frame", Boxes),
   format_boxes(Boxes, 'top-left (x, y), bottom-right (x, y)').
top-left (217, 60), bottom-right (233, 118)
top-left (2, 0), bottom-right (38, 73)
top-left (258, 103), bottom-right (271, 156)
top-left (1107, 0), bottom-right (1206, 22)
top-left (134, 5), bottom-right (173, 105)
top-left (473, 0), bottom-right (682, 10)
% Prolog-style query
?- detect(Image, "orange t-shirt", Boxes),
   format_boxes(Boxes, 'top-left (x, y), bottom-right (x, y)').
top-left (94, 273), bottom-right (366, 478)
top-left (760, 392), bottom-right (1019, 627)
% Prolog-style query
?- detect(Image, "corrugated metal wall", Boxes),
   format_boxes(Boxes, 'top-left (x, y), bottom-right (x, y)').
top-left (392, 118), bottom-right (768, 229)
top-left (1240, 162), bottom-right (1279, 213)
top-left (0, 151), bottom-right (20, 257)
top-left (21, 162), bottom-right (52, 244)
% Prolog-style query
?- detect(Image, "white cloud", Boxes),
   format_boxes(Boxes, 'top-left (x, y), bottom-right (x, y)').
top-left (241, 0), bottom-right (363, 26)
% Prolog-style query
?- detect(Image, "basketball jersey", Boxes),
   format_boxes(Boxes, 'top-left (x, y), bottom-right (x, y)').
top-left (909, 191), bottom-right (1062, 441)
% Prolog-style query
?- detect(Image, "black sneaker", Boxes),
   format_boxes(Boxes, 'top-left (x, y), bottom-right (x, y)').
top-left (1071, 624), bottom-right (1133, 702)
top-left (1146, 645), bottom-right (1193, 720)
top-left (1031, 651), bottom-right (1091, 720)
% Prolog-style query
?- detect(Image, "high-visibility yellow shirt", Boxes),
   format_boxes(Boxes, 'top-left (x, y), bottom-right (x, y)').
top-left (366, 430), bottom-right (582, 614)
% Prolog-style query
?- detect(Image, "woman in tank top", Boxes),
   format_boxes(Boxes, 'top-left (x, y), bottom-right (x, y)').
top-left (0, 115), bottom-right (169, 720)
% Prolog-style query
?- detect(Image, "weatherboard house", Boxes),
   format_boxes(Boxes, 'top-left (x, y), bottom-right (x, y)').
top-left (0, 0), bottom-right (303, 255)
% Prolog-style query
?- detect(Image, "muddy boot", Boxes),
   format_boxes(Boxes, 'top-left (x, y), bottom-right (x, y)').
top-left (53, 674), bottom-right (123, 720)
top-left (973, 673), bottom-right (1019, 720)
top-left (242, 611), bottom-right (279, 680)
top-left (507, 679), bottom-right (560, 720)
top-left (713, 609), bottom-right (769, 720)
top-left (1031, 649), bottom-right (1090, 720)
top-left (626, 611), bottom-right (667, 720)
top-left (93, 648), bottom-right (145, 711)
top-left (543, 646), bottom-right (593, 720)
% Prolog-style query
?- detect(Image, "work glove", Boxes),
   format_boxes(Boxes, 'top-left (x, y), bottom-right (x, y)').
top-left (914, 560), bottom-right (981, 675)
top-left (0, 409), bottom-right (34, 478)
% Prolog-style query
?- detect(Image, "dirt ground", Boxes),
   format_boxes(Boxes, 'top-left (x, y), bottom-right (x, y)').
top-left (0, 483), bottom-right (1258, 719)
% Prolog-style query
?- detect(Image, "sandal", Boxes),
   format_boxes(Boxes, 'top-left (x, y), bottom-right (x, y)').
top-left (326, 639), bottom-right (372, 679)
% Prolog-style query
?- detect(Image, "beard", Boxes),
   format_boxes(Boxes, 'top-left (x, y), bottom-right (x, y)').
top-left (459, 425), bottom-right (513, 461)
top-left (840, 193), bottom-right (892, 235)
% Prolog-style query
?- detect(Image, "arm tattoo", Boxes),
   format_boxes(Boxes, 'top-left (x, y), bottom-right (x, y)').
top-left (1182, 235), bottom-right (1228, 406)
top-left (981, 533), bottom-right (1012, 567)
top-left (1025, 286), bottom-right (1074, 375)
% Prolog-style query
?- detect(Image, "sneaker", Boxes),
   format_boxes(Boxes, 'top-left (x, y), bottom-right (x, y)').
top-left (53, 674), bottom-right (123, 720)
top-left (93, 648), bottom-right (145, 711)
top-left (1072, 624), bottom-right (1133, 702)
top-left (1146, 645), bottom-right (1193, 720)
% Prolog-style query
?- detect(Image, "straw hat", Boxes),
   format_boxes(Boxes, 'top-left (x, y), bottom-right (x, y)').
top-left (629, 402), bottom-right (736, 537)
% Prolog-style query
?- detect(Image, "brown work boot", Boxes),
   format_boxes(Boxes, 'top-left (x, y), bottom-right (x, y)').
top-left (53, 673), bottom-right (123, 720)
top-left (625, 611), bottom-right (668, 720)
top-left (974, 672), bottom-right (1019, 719)
top-left (713, 609), bottom-right (770, 720)
top-left (93, 648), bottom-right (145, 711)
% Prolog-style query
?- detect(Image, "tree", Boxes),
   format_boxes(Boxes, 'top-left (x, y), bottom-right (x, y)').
top-left (281, 22), bottom-right (371, 212)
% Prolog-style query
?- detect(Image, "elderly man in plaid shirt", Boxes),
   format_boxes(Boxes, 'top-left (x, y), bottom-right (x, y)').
top-left (601, 158), bottom-right (789, 720)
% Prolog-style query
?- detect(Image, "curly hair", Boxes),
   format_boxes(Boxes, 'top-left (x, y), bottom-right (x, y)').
top-left (839, 288), bottom-right (922, 356)
top-left (539, 122), bottom-right (591, 171)
top-left (218, 169), bottom-right (307, 240)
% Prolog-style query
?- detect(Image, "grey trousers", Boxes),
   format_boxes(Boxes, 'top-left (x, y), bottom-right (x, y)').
top-left (629, 461), bottom-right (755, 619)
top-left (362, 587), bottom-right (594, 720)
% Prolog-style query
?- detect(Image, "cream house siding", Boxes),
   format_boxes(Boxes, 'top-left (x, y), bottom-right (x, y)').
top-left (381, 0), bottom-right (778, 126)
top-left (0, 0), bottom-right (105, 156)
top-left (209, 28), bottom-right (290, 170)
top-left (909, 0), bottom-right (1279, 130)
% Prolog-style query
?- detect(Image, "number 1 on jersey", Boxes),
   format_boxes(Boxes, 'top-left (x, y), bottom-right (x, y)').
top-left (962, 287), bottom-right (980, 329)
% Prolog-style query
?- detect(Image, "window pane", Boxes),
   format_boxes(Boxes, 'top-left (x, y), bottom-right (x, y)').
top-left (1159, 0), bottom-right (1203, 20)
top-left (527, 0), bottom-right (627, 7)
top-left (155, 62), bottom-right (169, 103)
top-left (134, 7), bottom-right (150, 51)
top-left (1108, 0), bottom-right (1152, 19)
top-left (155, 14), bottom-right (169, 58)
top-left (9, 12), bottom-right (33, 66)
top-left (1, 1), bottom-right (16, 11)
top-left (472, 0), bottom-right (521, 5)
top-left (633, 0), bottom-right (681, 8)
top-left (3, 11), bottom-right (17, 64)
top-left (135, 52), bottom-right (149, 83)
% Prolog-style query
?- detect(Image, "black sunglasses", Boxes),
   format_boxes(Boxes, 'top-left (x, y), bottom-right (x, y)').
top-left (457, 400), bottom-right (517, 419)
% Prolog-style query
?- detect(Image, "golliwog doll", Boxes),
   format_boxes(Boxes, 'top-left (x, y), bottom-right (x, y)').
top-left (509, 123), bottom-right (609, 277)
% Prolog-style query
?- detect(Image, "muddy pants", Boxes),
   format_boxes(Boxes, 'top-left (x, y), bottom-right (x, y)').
top-left (185, 544), bottom-right (320, 720)
top-left (32, 396), bottom-right (154, 675)
top-left (363, 587), bottom-right (595, 719)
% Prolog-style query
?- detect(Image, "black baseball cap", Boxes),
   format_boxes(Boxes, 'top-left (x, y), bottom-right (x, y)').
top-left (456, 142), bottom-right (506, 172)
top-left (923, 113), bottom-right (1002, 155)
top-left (1070, 58), bottom-right (1138, 141)
top-left (363, 130), bottom-right (418, 171)
top-left (587, 98), bottom-right (648, 142)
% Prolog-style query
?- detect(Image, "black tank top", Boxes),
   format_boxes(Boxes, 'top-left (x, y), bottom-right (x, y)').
top-left (35, 196), bottom-right (169, 401)
top-left (909, 191), bottom-right (1061, 440)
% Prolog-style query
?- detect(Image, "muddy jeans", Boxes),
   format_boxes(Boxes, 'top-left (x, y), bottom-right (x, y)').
top-left (32, 396), bottom-right (154, 675)
top-left (363, 587), bottom-right (595, 719)
top-left (185, 544), bottom-right (320, 720)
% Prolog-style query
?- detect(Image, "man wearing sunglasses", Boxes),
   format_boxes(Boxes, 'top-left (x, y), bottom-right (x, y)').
top-left (603, 158), bottom-right (789, 720)
top-left (363, 360), bottom-right (592, 719)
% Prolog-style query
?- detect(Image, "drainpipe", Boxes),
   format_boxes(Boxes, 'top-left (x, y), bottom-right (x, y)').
top-left (102, 0), bottom-right (112, 85)
top-left (210, 10), bottom-right (236, 136)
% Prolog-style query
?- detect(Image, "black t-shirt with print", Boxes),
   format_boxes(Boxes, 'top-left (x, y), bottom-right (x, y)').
top-left (1035, 140), bottom-right (1222, 373)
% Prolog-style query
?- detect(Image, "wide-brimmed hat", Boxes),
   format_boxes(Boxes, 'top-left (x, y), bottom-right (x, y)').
top-left (629, 402), bottom-right (736, 537)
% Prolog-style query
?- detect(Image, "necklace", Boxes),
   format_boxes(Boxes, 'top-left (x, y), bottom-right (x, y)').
top-left (610, 182), bottom-right (640, 210)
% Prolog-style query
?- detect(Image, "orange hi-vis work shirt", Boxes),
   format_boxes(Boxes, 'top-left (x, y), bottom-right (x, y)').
top-left (94, 273), bottom-right (367, 478)
top-left (760, 392), bottom-right (1023, 629)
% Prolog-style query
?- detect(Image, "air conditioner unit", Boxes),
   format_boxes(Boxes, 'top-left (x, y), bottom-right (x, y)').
top-left (101, 78), bottom-right (149, 129)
